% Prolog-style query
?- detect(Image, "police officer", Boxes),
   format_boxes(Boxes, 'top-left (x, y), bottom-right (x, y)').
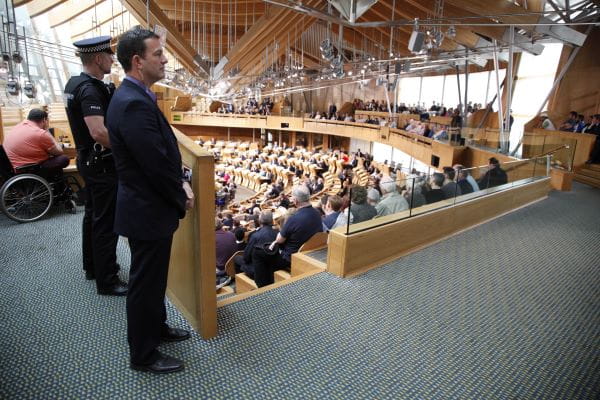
top-left (64, 36), bottom-right (127, 296)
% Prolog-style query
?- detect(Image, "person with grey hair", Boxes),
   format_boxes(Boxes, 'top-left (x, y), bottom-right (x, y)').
top-left (375, 176), bottom-right (409, 217)
top-left (252, 185), bottom-right (322, 287)
top-left (404, 179), bottom-right (426, 209)
top-left (235, 211), bottom-right (278, 279)
top-left (367, 188), bottom-right (381, 206)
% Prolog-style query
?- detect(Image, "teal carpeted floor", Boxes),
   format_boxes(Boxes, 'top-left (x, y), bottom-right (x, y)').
top-left (0, 183), bottom-right (599, 399)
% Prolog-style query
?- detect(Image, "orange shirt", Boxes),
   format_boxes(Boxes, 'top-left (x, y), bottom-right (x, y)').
top-left (3, 120), bottom-right (56, 168)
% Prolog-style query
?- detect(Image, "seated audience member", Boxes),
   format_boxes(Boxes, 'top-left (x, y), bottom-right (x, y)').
top-left (3, 109), bottom-right (69, 178)
top-left (312, 177), bottom-right (324, 193)
top-left (234, 228), bottom-right (246, 251)
top-left (574, 114), bottom-right (587, 133)
top-left (375, 176), bottom-right (409, 217)
top-left (424, 173), bottom-right (446, 204)
top-left (559, 111), bottom-right (578, 131)
top-left (252, 185), bottom-right (322, 287)
top-left (456, 168), bottom-right (474, 195)
top-left (367, 187), bottom-right (380, 208)
top-left (235, 211), bottom-right (278, 278)
top-left (323, 195), bottom-right (343, 231)
top-left (441, 167), bottom-right (462, 199)
top-left (477, 157), bottom-right (508, 189)
top-left (348, 186), bottom-right (377, 223)
top-left (404, 180), bottom-right (426, 208)
top-left (215, 218), bottom-right (238, 288)
top-left (454, 164), bottom-right (479, 192)
top-left (540, 113), bottom-right (556, 130)
top-left (582, 114), bottom-right (600, 135)
top-left (433, 125), bottom-right (448, 141)
top-left (222, 213), bottom-right (234, 229)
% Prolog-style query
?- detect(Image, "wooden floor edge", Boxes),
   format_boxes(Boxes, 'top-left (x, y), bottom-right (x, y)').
top-left (216, 269), bottom-right (324, 307)
top-left (343, 195), bottom-right (549, 279)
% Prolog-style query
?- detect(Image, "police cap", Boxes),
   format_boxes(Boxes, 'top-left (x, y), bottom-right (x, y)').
top-left (73, 36), bottom-right (114, 54)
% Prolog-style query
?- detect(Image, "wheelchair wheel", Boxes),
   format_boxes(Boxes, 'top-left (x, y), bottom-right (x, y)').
top-left (0, 174), bottom-right (53, 222)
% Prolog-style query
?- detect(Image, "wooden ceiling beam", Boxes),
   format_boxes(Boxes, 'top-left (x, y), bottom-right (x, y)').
top-left (23, 0), bottom-right (67, 18)
top-left (164, 11), bottom-right (264, 25)
top-left (70, 10), bottom-right (128, 41)
top-left (122, 0), bottom-right (208, 77)
top-left (48, 0), bottom-right (102, 28)
top-left (237, 15), bottom-right (315, 77)
top-left (68, 1), bottom-right (125, 39)
top-left (224, 1), bottom-right (319, 75)
top-left (374, 0), bottom-right (481, 50)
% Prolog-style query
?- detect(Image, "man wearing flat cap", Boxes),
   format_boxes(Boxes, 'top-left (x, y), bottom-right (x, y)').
top-left (64, 36), bottom-right (127, 296)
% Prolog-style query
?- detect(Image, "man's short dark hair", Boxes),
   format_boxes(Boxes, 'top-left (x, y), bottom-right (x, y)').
top-left (489, 157), bottom-right (500, 166)
top-left (351, 186), bottom-right (367, 205)
top-left (442, 166), bottom-right (455, 180)
top-left (27, 109), bottom-right (48, 122)
top-left (117, 26), bottom-right (160, 72)
top-left (432, 173), bottom-right (445, 187)
top-left (78, 52), bottom-right (97, 66)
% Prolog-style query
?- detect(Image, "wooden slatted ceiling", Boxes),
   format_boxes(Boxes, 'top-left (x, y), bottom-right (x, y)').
top-left (25, 0), bottom-right (67, 18)
top-left (48, 0), bottom-right (101, 28)
top-left (122, 0), bottom-right (207, 77)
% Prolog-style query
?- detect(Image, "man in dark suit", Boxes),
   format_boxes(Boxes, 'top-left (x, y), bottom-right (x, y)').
top-left (234, 211), bottom-right (278, 277)
top-left (107, 26), bottom-right (194, 374)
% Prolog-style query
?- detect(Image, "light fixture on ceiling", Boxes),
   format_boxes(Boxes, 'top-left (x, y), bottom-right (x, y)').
top-left (447, 26), bottom-right (456, 38)
top-left (7, 76), bottom-right (20, 96)
top-left (23, 81), bottom-right (36, 98)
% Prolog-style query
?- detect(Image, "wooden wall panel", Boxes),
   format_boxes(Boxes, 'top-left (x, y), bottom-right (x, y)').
top-left (167, 129), bottom-right (217, 339)
top-left (548, 27), bottom-right (600, 119)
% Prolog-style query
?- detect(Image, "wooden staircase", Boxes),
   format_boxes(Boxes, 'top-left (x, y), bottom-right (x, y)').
top-left (574, 164), bottom-right (600, 188)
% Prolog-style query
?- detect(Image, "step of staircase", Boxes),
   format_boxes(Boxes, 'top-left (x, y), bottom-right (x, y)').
top-left (573, 173), bottom-right (600, 188)
top-left (586, 163), bottom-right (600, 172)
top-left (577, 167), bottom-right (600, 180)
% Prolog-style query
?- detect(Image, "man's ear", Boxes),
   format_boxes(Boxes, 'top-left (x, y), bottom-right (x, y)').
top-left (131, 54), bottom-right (142, 70)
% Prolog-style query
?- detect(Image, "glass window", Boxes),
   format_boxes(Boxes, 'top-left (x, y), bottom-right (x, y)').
top-left (398, 76), bottom-right (421, 106)
top-left (510, 43), bottom-right (563, 152)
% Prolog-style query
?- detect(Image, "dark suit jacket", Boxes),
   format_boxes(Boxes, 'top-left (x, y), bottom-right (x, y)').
top-left (107, 79), bottom-right (187, 240)
top-left (243, 225), bottom-right (278, 266)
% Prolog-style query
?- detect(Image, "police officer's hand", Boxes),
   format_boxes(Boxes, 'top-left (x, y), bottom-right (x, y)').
top-left (183, 181), bottom-right (194, 210)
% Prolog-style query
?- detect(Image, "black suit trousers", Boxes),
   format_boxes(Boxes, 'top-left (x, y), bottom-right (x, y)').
top-left (77, 157), bottom-right (119, 287)
top-left (252, 248), bottom-right (290, 288)
top-left (127, 236), bottom-right (172, 365)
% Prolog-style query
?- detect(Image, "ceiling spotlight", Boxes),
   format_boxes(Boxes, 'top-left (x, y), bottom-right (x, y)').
top-left (7, 76), bottom-right (20, 96)
top-left (348, 71), bottom-right (353, 76)
top-left (447, 26), bottom-right (456, 38)
top-left (24, 81), bottom-right (36, 98)
top-left (12, 52), bottom-right (22, 64)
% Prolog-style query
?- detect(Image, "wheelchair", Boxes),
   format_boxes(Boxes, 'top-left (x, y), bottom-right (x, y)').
top-left (0, 145), bottom-right (82, 223)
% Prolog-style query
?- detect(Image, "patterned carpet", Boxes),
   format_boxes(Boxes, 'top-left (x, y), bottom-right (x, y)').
top-left (0, 183), bottom-right (598, 399)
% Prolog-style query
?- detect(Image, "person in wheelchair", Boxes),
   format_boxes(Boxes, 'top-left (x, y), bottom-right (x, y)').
top-left (3, 109), bottom-right (69, 179)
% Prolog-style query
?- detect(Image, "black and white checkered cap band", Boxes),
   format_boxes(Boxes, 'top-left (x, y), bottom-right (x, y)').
top-left (77, 43), bottom-right (111, 53)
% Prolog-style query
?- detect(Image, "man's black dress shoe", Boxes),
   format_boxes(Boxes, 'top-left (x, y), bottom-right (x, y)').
top-left (161, 327), bottom-right (191, 342)
top-left (131, 353), bottom-right (184, 374)
top-left (85, 270), bottom-right (95, 280)
top-left (97, 282), bottom-right (128, 296)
